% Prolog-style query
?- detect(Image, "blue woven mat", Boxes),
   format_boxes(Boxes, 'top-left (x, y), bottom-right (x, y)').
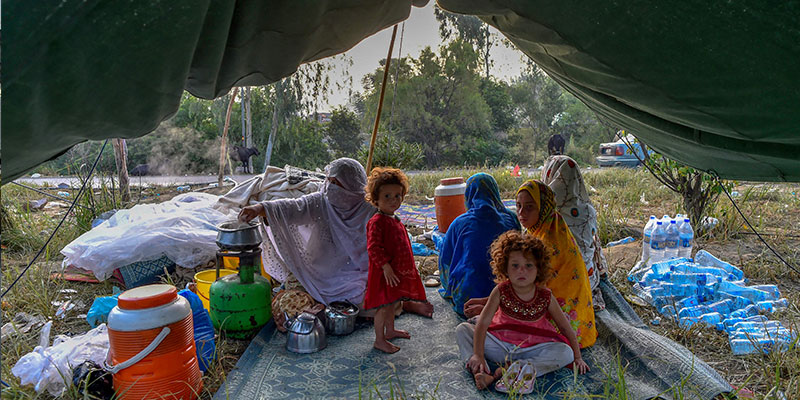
top-left (213, 281), bottom-right (731, 400)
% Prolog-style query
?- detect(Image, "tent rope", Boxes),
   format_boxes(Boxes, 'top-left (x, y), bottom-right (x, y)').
top-left (366, 24), bottom-right (398, 172)
top-left (1, 139), bottom-right (109, 299)
top-left (712, 171), bottom-right (800, 277)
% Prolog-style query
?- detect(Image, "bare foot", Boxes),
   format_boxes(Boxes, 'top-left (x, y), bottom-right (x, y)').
top-left (402, 301), bottom-right (434, 318)
top-left (373, 340), bottom-right (400, 354)
top-left (385, 329), bottom-right (410, 340)
top-left (474, 372), bottom-right (495, 390)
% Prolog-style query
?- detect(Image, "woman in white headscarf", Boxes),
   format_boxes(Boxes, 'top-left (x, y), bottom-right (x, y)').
top-left (239, 158), bottom-right (433, 317)
top-left (541, 155), bottom-right (607, 309)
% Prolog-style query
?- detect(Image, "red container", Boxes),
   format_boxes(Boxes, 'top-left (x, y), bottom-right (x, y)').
top-left (107, 284), bottom-right (202, 400)
top-left (434, 177), bottom-right (467, 233)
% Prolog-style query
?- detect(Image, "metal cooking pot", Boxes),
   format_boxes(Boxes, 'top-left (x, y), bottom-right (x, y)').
top-left (323, 301), bottom-right (359, 336)
top-left (216, 221), bottom-right (262, 251)
top-left (284, 312), bottom-right (327, 354)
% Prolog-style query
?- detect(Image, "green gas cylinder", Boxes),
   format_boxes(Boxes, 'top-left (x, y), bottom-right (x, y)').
top-left (209, 249), bottom-right (271, 339)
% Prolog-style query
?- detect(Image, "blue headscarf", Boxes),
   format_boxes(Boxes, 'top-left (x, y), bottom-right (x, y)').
top-left (438, 173), bottom-right (521, 316)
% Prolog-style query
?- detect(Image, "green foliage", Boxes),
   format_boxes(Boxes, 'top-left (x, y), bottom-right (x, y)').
top-left (509, 64), bottom-right (566, 166)
top-left (358, 133), bottom-right (424, 170)
top-left (270, 117), bottom-right (331, 170)
top-left (326, 106), bottom-right (363, 158)
top-left (480, 79), bottom-right (516, 132)
top-left (637, 146), bottom-right (734, 234)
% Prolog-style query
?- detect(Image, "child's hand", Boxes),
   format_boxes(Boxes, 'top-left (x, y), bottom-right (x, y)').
top-left (382, 263), bottom-right (400, 287)
top-left (573, 357), bottom-right (590, 374)
top-left (466, 354), bottom-right (489, 375)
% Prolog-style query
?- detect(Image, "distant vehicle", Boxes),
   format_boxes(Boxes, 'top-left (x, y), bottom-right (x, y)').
top-left (596, 131), bottom-right (651, 168)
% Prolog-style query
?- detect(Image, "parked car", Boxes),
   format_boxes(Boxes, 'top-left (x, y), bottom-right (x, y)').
top-left (596, 131), bottom-right (651, 167)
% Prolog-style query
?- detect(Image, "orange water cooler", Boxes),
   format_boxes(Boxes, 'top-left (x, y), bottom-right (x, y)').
top-left (434, 177), bottom-right (467, 233)
top-left (106, 284), bottom-right (202, 400)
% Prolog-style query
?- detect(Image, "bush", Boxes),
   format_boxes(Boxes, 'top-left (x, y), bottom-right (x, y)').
top-left (358, 134), bottom-right (425, 170)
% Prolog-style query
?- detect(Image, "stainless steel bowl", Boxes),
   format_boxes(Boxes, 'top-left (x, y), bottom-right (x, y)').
top-left (323, 301), bottom-right (359, 335)
top-left (216, 221), bottom-right (263, 251)
top-left (284, 312), bottom-right (327, 354)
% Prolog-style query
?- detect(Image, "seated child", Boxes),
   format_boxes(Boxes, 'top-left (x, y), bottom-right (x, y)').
top-left (363, 167), bottom-right (428, 354)
top-left (456, 231), bottom-right (590, 391)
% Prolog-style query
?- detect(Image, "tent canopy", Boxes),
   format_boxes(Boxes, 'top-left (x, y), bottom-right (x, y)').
top-left (3, 0), bottom-right (799, 182)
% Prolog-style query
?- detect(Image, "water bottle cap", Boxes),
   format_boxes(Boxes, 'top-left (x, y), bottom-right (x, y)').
top-left (650, 216), bottom-right (656, 219)
top-left (684, 218), bottom-right (690, 222)
top-left (657, 221), bottom-right (663, 225)
top-left (671, 220), bottom-right (676, 223)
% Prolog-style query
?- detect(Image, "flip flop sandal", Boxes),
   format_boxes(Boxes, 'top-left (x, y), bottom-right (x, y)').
top-left (494, 360), bottom-right (523, 394)
top-left (424, 275), bottom-right (440, 287)
top-left (517, 361), bottom-right (537, 395)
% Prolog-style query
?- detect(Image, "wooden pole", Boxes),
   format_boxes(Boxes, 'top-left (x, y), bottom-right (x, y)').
top-left (366, 24), bottom-right (398, 173)
top-left (112, 138), bottom-right (130, 202)
top-left (219, 87), bottom-right (240, 187)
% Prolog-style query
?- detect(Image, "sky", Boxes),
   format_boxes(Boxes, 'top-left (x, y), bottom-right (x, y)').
top-left (321, 1), bottom-right (528, 109)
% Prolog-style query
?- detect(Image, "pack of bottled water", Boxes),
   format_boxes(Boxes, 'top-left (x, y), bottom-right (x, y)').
top-left (628, 246), bottom-right (794, 355)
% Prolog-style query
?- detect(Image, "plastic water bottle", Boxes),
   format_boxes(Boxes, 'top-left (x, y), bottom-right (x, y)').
top-left (630, 283), bottom-right (654, 305)
top-left (694, 250), bottom-right (745, 280)
top-left (607, 236), bottom-right (635, 247)
top-left (660, 305), bottom-right (678, 317)
top-left (722, 315), bottom-right (768, 331)
top-left (664, 220), bottom-right (680, 259)
top-left (716, 281), bottom-right (772, 303)
top-left (729, 304), bottom-right (759, 319)
top-left (642, 216), bottom-right (656, 264)
top-left (730, 338), bottom-right (773, 355)
top-left (706, 299), bottom-right (734, 315)
top-left (671, 263), bottom-right (735, 281)
top-left (651, 257), bottom-right (691, 277)
top-left (649, 221), bottom-right (666, 266)
top-left (756, 298), bottom-right (789, 313)
top-left (678, 305), bottom-right (710, 319)
top-left (178, 289), bottom-right (216, 372)
top-left (675, 295), bottom-right (702, 309)
top-left (749, 285), bottom-right (781, 300)
top-left (677, 218), bottom-right (694, 259)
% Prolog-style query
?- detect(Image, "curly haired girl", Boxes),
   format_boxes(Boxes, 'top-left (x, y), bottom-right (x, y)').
top-left (455, 230), bottom-right (589, 393)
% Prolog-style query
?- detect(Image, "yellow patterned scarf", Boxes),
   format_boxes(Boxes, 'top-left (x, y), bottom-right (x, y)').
top-left (517, 180), bottom-right (597, 348)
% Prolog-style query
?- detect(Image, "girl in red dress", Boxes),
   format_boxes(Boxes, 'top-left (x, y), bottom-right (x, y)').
top-left (363, 167), bottom-right (428, 353)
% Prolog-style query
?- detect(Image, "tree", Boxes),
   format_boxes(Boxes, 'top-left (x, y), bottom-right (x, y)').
top-left (326, 107), bottom-right (363, 158)
top-left (434, 6), bottom-right (495, 80)
top-left (358, 40), bottom-right (499, 167)
top-left (509, 63), bottom-right (566, 165)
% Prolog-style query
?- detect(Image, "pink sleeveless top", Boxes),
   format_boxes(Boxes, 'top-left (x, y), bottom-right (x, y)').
top-left (487, 282), bottom-right (569, 348)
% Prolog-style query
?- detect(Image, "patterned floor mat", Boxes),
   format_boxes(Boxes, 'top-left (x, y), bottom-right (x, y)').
top-left (396, 200), bottom-right (516, 229)
top-left (214, 281), bottom-right (731, 400)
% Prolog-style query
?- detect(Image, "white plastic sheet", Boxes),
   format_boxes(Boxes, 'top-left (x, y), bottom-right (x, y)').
top-left (61, 192), bottom-right (233, 280)
top-left (12, 323), bottom-right (110, 396)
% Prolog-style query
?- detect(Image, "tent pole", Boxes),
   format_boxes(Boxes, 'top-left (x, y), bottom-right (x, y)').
top-left (112, 138), bottom-right (130, 202)
top-left (219, 87), bottom-right (240, 187)
top-left (366, 24), bottom-right (398, 173)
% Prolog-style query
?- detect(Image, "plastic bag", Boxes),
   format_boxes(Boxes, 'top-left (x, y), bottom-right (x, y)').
top-left (178, 289), bottom-right (216, 372)
top-left (431, 227), bottom-right (445, 252)
top-left (86, 288), bottom-right (122, 328)
top-left (12, 323), bottom-right (110, 396)
top-left (61, 192), bottom-right (234, 280)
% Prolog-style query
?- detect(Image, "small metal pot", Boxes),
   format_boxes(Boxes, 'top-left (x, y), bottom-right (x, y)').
top-left (216, 221), bottom-right (262, 251)
top-left (284, 312), bottom-right (327, 354)
top-left (323, 301), bottom-right (359, 336)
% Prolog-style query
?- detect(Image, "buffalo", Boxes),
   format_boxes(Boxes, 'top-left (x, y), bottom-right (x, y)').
top-left (129, 164), bottom-right (149, 176)
top-left (232, 146), bottom-right (260, 173)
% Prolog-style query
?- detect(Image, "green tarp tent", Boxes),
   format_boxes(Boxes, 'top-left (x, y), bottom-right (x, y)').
top-left (3, 0), bottom-right (799, 182)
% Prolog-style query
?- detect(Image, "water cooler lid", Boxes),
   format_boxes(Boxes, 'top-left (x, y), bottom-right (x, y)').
top-left (118, 284), bottom-right (178, 310)
top-left (440, 177), bottom-right (464, 186)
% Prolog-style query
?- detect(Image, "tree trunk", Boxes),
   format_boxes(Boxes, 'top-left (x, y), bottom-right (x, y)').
top-left (112, 138), bottom-right (130, 202)
top-left (245, 87), bottom-right (253, 172)
top-left (219, 88), bottom-right (240, 187)
top-left (263, 80), bottom-right (284, 172)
